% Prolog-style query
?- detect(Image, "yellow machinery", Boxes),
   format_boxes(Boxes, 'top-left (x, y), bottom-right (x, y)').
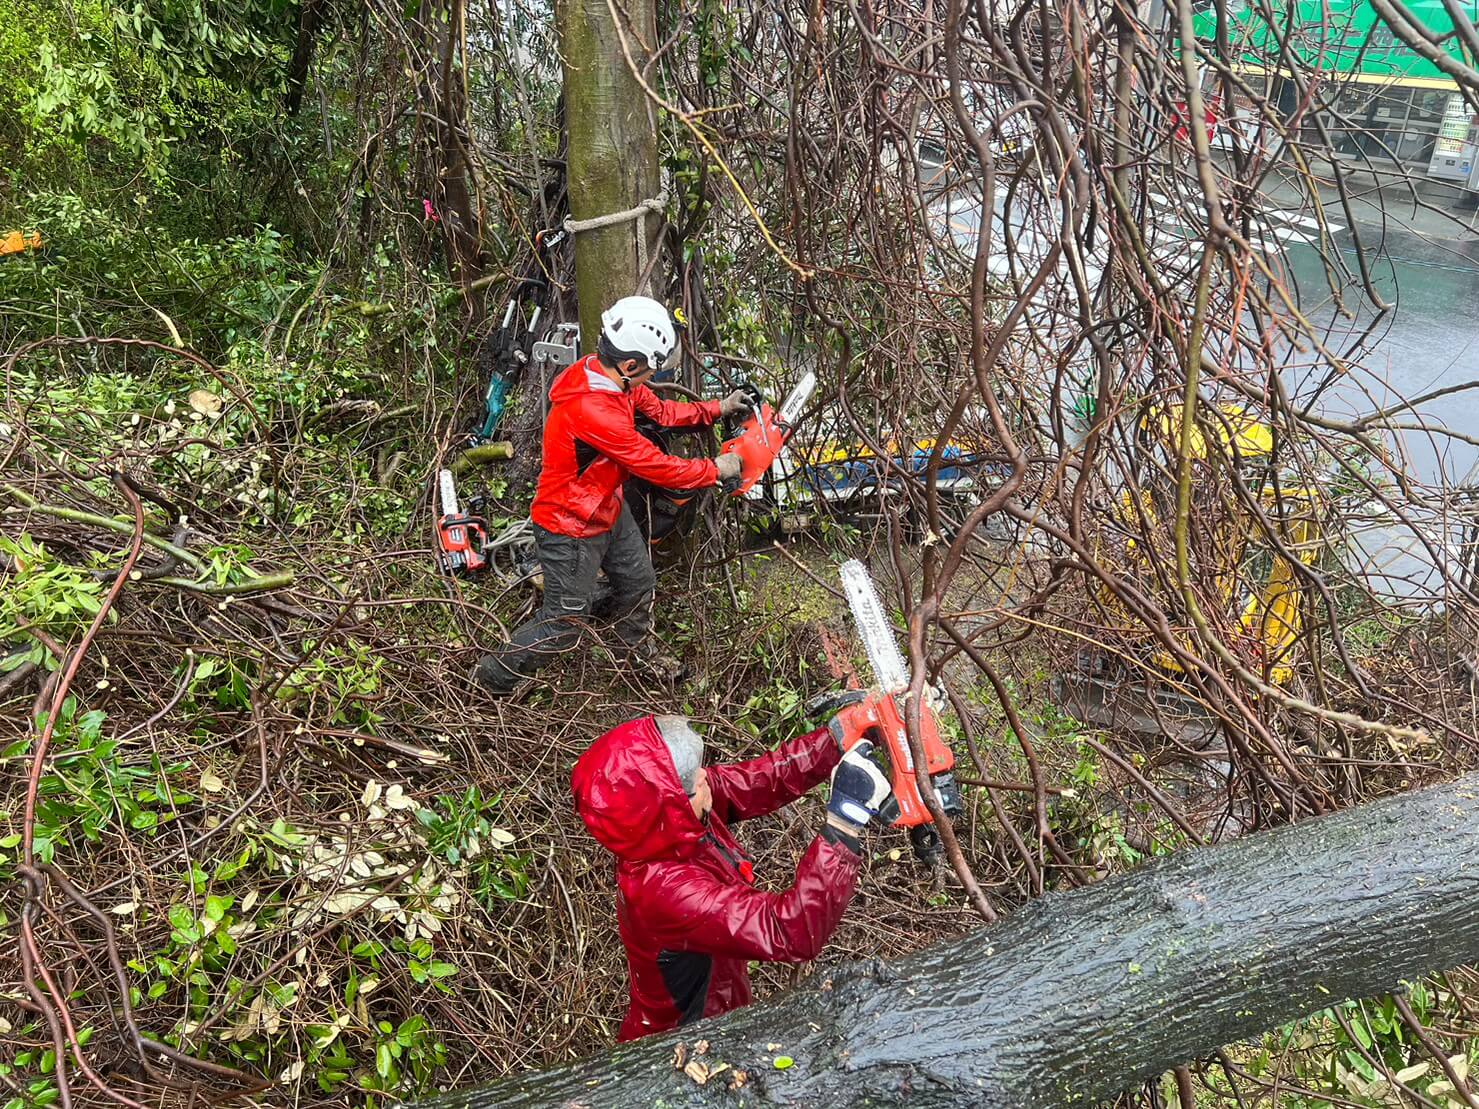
top-left (1140, 483), bottom-right (1320, 687)
top-left (1056, 403), bottom-right (1324, 741)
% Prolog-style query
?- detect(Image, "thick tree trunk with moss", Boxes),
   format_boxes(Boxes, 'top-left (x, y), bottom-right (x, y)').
top-left (557, 0), bottom-right (660, 346)
top-left (421, 772), bottom-right (1479, 1108)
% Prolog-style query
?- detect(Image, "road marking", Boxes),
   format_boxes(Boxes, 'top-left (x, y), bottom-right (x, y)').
top-left (1266, 208), bottom-right (1344, 235)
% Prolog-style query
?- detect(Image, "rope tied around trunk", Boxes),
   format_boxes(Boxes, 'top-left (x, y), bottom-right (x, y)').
top-left (562, 177), bottom-right (669, 293)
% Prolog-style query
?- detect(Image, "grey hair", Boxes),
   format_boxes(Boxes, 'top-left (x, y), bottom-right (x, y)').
top-left (654, 715), bottom-right (704, 794)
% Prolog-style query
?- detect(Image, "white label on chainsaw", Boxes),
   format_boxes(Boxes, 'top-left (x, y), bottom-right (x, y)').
top-left (893, 725), bottom-right (915, 771)
top-left (778, 370), bottom-right (816, 425)
top-left (840, 559), bottom-right (909, 694)
top-left (438, 469), bottom-right (459, 517)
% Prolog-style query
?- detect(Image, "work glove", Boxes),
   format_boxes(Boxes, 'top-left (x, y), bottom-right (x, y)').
top-left (719, 389), bottom-right (755, 419)
top-left (715, 452), bottom-right (743, 486)
top-left (822, 739), bottom-right (898, 855)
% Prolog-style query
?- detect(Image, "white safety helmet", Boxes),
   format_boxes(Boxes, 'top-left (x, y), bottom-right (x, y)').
top-left (599, 295), bottom-right (677, 372)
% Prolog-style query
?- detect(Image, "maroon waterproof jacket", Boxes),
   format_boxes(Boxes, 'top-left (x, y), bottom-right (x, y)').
top-left (571, 717), bottom-right (861, 1042)
top-left (530, 355), bottom-right (721, 538)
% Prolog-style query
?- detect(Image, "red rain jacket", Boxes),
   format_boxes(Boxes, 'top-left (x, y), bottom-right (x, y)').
top-left (531, 355), bottom-right (721, 538)
top-left (571, 717), bottom-right (861, 1042)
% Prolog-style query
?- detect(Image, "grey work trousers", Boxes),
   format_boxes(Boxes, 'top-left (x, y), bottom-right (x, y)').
top-left (479, 502), bottom-right (655, 687)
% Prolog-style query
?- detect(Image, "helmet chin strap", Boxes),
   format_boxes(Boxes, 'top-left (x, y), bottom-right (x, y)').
top-left (617, 358), bottom-right (661, 392)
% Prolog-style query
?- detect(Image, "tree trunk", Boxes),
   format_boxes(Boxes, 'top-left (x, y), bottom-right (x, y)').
top-left (422, 772), bottom-right (1479, 1108)
top-left (284, 0), bottom-right (324, 116)
top-left (430, 0), bottom-right (484, 300)
top-left (557, 0), bottom-right (660, 346)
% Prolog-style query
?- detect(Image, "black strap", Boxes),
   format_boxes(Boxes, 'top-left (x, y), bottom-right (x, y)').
top-left (820, 821), bottom-right (861, 856)
top-left (573, 437), bottom-right (600, 476)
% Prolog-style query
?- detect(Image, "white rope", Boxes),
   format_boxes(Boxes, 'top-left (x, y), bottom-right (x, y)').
top-left (562, 176), bottom-right (669, 294)
top-left (561, 185), bottom-right (668, 234)
top-left (487, 516), bottom-right (534, 549)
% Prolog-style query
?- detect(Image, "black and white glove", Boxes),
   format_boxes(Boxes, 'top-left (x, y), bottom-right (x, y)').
top-left (822, 740), bottom-right (898, 855)
top-left (719, 389), bottom-right (755, 419)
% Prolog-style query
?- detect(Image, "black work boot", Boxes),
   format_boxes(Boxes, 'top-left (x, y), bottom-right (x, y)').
top-left (470, 655), bottom-right (522, 696)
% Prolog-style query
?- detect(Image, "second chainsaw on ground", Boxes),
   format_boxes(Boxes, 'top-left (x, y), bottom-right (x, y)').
top-left (434, 468), bottom-right (491, 575)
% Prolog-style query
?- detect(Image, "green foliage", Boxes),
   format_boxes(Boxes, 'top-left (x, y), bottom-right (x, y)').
top-left (0, 4), bottom-right (502, 1104)
top-left (1, 199), bottom-right (310, 356)
top-left (416, 787), bottom-right (532, 909)
top-left (94, 812), bottom-right (463, 1103)
top-left (734, 675), bottom-right (813, 742)
top-left (1231, 983), bottom-right (1479, 1107)
top-left (1044, 731), bottom-right (1185, 875)
top-left (1343, 612), bottom-right (1408, 657)
top-left (0, 704), bottom-right (189, 870)
top-left (404, 937), bottom-right (459, 991)
top-left (362, 1015), bottom-right (448, 1098)
top-left (0, 533), bottom-right (108, 668)
top-left (1, 1024), bottom-right (76, 1108)
top-left (276, 639), bottom-right (384, 728)
top-left (7, 0), bottom-right (286, 183)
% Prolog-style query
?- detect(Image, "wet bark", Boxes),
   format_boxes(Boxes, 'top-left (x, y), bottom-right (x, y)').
top-left (422, 772), bottom-right (1479, 1108)
top-left (557, 0), bottom-right (660, 345)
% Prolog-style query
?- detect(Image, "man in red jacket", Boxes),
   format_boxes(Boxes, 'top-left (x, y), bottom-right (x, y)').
top-left (571, 714), bottom-right (896, 1041)
top-left (473, 296), bottom-right (749, 694)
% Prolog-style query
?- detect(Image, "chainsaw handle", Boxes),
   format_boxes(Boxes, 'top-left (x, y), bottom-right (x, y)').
top-left (721, 380), bottom-right (765, 435)
top-left (806, 688), bottom-right (867, 719)
top-left (720, 474), bottom-right (742, 495)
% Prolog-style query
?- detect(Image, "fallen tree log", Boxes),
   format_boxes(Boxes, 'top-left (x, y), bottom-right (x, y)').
top-left (422, 771), bottom-right (1479, 1108)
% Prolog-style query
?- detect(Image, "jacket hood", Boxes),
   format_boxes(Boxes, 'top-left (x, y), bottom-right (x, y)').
top-left (571, 716), bottom-right (706, 863)
top-left (549, 355), bottom-right (623, 406)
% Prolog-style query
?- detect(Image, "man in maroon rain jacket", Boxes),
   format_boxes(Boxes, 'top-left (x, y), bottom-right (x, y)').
top-left (571, 714), bottom-right (896, 1041)
top-left (472, 296), bottom-right (750, 694)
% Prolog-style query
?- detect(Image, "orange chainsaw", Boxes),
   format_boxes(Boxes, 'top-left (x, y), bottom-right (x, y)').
top-left (717, 370), bottom-right (816, 496)
top-left (434, 469), bottom-right (490, 576)
top-left (816, 559), bottom-right (962, 861)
